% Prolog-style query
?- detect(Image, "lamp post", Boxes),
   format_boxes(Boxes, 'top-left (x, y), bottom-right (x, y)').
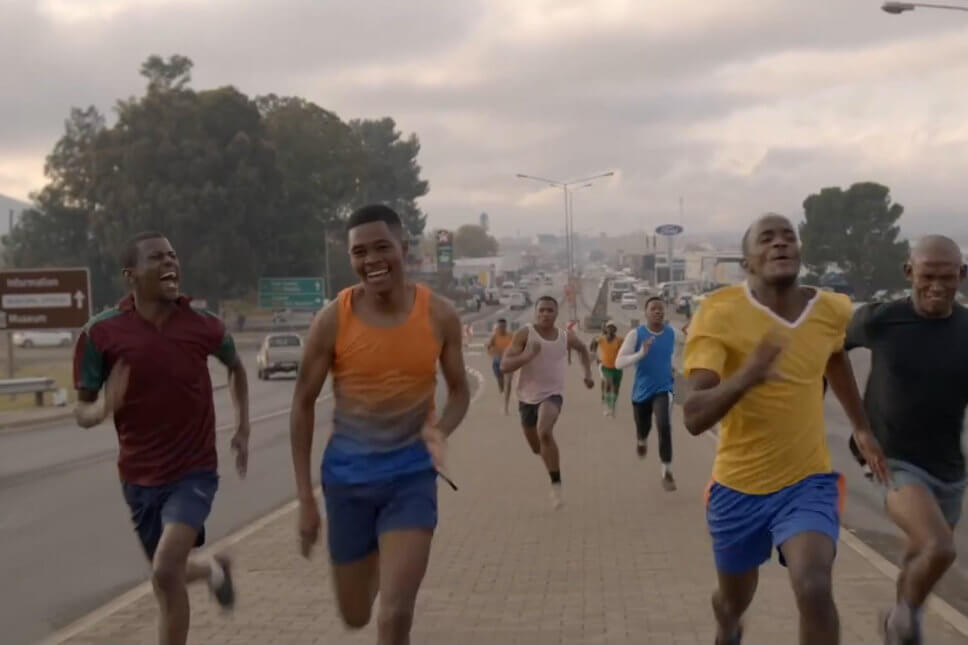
top-left (516, 171), bottom-right (614, 322)
top-left (882, 1), bottom-right (968, 13)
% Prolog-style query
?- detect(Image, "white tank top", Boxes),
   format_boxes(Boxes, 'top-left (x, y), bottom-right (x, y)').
top-left (516, 324), bottom-right (568, 404)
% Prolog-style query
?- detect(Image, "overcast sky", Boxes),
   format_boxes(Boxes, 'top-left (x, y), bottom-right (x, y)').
top-left (3, 0), bottom-right (968, 239)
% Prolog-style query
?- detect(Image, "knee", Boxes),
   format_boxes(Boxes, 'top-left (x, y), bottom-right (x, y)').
top-left (151, 559), bottom-right (185, 595)
top-left (538, 431), bottom-right (554, 444)
top-left (924, 536), bottom-right (957, 571)
top-left (791, 570), bottom-right (834, 610)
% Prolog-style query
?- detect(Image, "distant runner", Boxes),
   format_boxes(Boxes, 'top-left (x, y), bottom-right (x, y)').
top-left (486, 317), bottom-right (514, 415)
top-left (846, 235), bottom-right (968, 645)
top-left (616, 297), bottom-right (677, 490)
top-left (73, 232), bottom-right (248, 645)
top-left (682, 214), bottom-right (887, 645)
top-left (290, 205), bottom-right (470, 645)
top-left (593, 321), bottom-right (623, 417)
top-left (501, 296), bottom-right (594, 509)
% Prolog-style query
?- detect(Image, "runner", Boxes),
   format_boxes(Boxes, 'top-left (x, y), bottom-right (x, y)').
top-left (486, 317), bottom-right (514, 414)
top-left (73, 231), bottom-right (248, 645)
top-left (615, 297), bottom-right (677, 491)
top-left (845, 235), bottom-right (968, 645)
top-left (290, 204), bottom-right (470, 645)
top-left (595, 321), bottom-right (623, 417)
top-left (588, 321), bottom-right (608, 409)
top-left (501, 295), bottom-right (594, 509)
top-left (682, 214), bottom-right (888, 645)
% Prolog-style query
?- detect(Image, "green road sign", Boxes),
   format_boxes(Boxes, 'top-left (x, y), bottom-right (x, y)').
top-left (258, 277), bottom-right (325, 310)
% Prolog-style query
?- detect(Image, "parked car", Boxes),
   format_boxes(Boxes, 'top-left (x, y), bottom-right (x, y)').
top-left (506, 292), bottom-right (527, 310)
top-left (12, 331), bottom-right (73, 348)
top-left (620, 292), bottom-right (638, 310)
top-left (256, 333), bottom-right (303, 380)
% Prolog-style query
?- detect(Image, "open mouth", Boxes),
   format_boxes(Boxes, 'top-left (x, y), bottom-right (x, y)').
top-left (366, 268), bottom-right (390, 281)
top-left (160, 272), bottom-right (179, 288)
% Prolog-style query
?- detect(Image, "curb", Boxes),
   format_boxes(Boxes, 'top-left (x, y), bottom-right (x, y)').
top-left (38, 485), bottom-right (325, 645)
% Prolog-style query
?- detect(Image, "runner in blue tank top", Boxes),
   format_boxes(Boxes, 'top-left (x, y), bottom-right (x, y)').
top-left (615, 296), bottom-right (677, 491)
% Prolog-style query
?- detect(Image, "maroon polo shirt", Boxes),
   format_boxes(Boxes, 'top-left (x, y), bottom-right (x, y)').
top-left (73, 295), bottom-right (238, 486)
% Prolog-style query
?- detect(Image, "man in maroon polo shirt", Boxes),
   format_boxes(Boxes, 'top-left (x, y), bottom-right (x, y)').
top-left (72, 231), bottom-right (251, 645)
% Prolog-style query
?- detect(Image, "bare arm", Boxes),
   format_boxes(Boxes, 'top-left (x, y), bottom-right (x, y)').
top-left (682, 369), bottom-right (757, 435)
top-left (500, 327), bottom-right (534, 374)
top-left (225, 356), bottom-right (250, 429)
top-left (824, 350), bottom-right (868, 433)
top-left (290, 302), bottom-right (338, 503)
top-left (567, 330), bottom-right (593, 379)
top-left (74, 389), bottom-right (106, 428)
top-left (433, 297), bottom-right (470, 436)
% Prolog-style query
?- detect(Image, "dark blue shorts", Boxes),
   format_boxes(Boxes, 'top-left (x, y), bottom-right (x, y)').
top-left (705, 472), bottom-right (844, 574)
top-left (492, 358), bottom-right (502, 380)
top-left (323, 468), bottom-right (438, 565)
top-left (121, 470), bottom-right (219, 560)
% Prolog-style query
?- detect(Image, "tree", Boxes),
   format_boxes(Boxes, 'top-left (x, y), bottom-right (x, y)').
top-left (799, 182), bottom-right (909, 300)
top-left (454, 224), bottom-right (498, 258)
top-left (349, 117), bottom-right (429, 237)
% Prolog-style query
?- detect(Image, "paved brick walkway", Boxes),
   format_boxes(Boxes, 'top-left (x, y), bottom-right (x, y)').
top-left (58, 352), bottom-right (968, 644)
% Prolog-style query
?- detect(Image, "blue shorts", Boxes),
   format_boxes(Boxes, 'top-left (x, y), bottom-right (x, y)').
top-left (706, 472), bottom-right (844, 574)
top-left (323, 468), bottom-right (438, 564)
top-left (121, 470), bottom-right (219, 560)
top-left (492, 357), bottom-right (503, 380)
top-left (885, 459), bottom-right (967, 527)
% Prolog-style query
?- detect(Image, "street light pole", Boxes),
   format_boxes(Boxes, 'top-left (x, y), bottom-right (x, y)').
top-left (882, 1), bottom-right (968, 13)
top-left (516, 171), bottom-right (613, 323)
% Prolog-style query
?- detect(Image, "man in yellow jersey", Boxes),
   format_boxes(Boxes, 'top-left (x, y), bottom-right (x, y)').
top-left (486, 317), bottom-right (514, 414)
top-left (682, 213), bottom-right (888, 645)
top-left (290, 205), bottom-right (470, 645)
top-left (595, 321), bottom-right (623, 417)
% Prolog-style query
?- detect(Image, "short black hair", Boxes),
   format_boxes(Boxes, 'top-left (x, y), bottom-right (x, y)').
top-left (121, 231), bottom-right (166, 268)
top-left (345, 204), bottom-right (404, 237)
top-left (645, 296), bottom-right (663, 307)
top-left (536, 295), bottom-right (558, 308)
top-left (497, 317), bottom-right (507, 324)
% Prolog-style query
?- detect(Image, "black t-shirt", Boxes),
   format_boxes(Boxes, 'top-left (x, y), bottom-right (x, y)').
top-left (846, 299), bottom-right (968, 482)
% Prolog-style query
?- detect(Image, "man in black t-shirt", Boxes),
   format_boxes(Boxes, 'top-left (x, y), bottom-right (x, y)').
top-left (845, 235), bottom-right (968, 645)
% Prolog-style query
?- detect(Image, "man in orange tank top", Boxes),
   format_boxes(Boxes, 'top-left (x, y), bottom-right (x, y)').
top-left (486, 317), bottom-right (514, 414)
top-left (502, 296), bottom-right (594, 509)
top-left (290, 205), bottom-right (470, 645)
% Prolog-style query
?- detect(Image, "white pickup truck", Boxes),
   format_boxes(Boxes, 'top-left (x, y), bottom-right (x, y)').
top-left (256, 333), bottom-right (303, 380)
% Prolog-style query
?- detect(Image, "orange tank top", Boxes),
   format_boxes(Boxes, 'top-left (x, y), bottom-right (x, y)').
top-left (331, 283), bottom-right (440, 448)
top-left (491, 331), bottom-right (512, 356)
top-left (598, 335), bottom-right (622, 369)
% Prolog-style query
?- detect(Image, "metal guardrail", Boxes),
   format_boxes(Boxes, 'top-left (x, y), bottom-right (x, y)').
top-left (0, 377), bottom-right (57, 406)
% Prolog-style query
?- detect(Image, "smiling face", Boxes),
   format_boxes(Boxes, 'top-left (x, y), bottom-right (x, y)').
top-left (124, 236), bottom-right (180, 303)
top-left (905, 236), bottom-right (966, 318)
top-left (348, 220), bottom-right (407, 295)
top-left (744, 214), bottom-right (801, 288)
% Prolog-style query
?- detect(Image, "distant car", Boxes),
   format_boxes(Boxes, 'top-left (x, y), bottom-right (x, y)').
top-left (256, 333), bottom-right (303, 380)
top-left (507, 292), bottom-right (527, 310)
top-left (675, 294), bottom-right (694, 315)
top-left (635, 282), bottom-right (652, 295)
top-left (12, 331), bottom-right (73, 348)
top-left (620, 292), bottom-right (638, 310)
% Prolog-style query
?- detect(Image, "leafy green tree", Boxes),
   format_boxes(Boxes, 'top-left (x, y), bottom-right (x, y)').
top-left (799, 182), bottom-right (908, 300)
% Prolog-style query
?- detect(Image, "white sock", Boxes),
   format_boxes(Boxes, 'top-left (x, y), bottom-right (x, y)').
top-left (662, 463), bottom-right (671, 477)
top-left (209, 558), bottom-right (225, 588)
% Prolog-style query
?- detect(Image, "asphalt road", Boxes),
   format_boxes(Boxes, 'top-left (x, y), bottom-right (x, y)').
top-left (587, 279), bottom-right (968, 616)
top-left (0, 282), bottom-right (547, 645)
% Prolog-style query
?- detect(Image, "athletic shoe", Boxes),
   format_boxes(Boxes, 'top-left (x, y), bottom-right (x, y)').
top-left (662, 472), bottom-right (677, 492)
top-left (550, 483), bottom-right (564, 510)
top-left (210, 555), bottom-right (235, 609)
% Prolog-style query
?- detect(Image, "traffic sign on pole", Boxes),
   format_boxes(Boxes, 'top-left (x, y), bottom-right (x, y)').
top-left (0, 267), bottom-right (91, 330)
top-left (258, 277), bottom-right (325, 310)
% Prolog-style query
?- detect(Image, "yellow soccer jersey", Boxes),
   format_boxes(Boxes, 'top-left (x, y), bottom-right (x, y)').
top-left (683, 283), bottom-right (853, 494)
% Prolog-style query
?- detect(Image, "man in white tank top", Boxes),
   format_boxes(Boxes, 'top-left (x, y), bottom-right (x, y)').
top-left (501, 295), bottom-right (594, 509)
